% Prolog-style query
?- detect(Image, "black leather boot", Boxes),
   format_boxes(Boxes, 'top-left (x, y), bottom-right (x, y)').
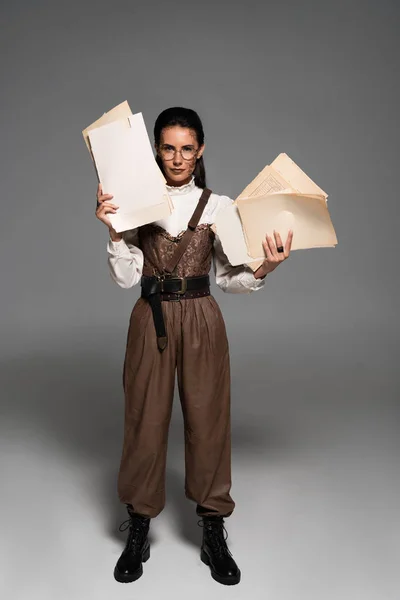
top-left (114, 507), bottom-right (151, 583)
top-left (198, 516), bottom-right (241, 585)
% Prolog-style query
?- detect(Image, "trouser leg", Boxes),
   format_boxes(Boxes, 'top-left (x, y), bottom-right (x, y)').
top-left (177, 297), bottom-right (235, 518)
top-left (117, 298), bottom-right (177, 518)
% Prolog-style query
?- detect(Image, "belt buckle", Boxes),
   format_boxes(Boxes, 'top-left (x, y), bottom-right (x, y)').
top-left (154, 270), bottom-right (187, 295)
top-left (166, 276), bottom-right (187, 295)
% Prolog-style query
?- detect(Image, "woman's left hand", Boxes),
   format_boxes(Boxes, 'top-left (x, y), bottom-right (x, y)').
top-left (254, 229), bottom-right (293, 279)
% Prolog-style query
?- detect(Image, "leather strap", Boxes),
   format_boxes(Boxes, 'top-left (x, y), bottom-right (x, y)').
top-left (163, 188), bottom-right (212, 275)
top-left (142, 275), bottom-right (210, 345)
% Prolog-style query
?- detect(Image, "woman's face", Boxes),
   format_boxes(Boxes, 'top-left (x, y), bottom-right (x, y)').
top-left (156, 126), bottom-right (204, 187)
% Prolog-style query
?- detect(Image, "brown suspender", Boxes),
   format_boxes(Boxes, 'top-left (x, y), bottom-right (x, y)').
top-left (162, 187), bottom-right (212, 275)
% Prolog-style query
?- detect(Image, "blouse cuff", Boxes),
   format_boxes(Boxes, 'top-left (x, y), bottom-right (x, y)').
top-left (238, 268), bottom-right (267, 291)
top-left (107, 237), bottom-right (127, 256)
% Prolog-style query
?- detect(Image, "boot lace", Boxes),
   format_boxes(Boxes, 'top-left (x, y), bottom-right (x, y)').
top-left (197, 518), bottom-right (233, 557)
top-left (119, 516), bottom-right (148, 551)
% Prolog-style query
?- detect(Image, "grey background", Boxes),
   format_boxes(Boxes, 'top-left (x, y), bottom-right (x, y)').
top-left (1, 0), bottom-right (398, 598)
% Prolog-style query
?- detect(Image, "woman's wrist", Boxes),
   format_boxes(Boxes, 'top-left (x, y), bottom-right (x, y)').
top-left (253, 265), bottom-right (268, 279)
top-left (109, 228), bottom-right (122, 243)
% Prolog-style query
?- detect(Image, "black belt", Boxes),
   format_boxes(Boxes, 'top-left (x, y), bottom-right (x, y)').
top-left (140, 274), bottom-right (210, 351)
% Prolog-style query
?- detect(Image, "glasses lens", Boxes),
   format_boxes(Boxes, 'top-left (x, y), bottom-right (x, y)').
top-left (181, 149), bottom-right (196, 160)
top-left (161, 148), bottom-right (174, 159)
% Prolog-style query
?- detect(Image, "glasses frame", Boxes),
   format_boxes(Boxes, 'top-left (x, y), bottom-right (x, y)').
top-left (157, 144), bottom-right (201, 162)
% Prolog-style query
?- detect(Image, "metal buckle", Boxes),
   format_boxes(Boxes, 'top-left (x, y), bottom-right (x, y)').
top-left (166, 276), bottom-right (187, 294)
top-left (153, 270), bottom-right (187, 295)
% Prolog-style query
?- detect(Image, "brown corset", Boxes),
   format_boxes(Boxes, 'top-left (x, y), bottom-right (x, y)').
top-left (138, 223), bottom-right (215, 278)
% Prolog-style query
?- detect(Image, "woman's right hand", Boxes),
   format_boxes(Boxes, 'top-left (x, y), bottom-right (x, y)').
top-left (95, 183), bottom-right (119, 229)
top-left (95, 183), bottom-right (122, 241)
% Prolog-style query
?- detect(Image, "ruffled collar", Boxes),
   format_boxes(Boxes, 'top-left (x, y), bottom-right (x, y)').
top-left (165, 175), bottom-right (196, 196)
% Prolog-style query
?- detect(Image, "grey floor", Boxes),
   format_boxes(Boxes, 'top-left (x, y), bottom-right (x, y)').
top-left (1, 318), bottom-right (398, 600)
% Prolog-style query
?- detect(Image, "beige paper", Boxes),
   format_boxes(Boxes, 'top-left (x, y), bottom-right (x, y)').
top-left (111, 196), bottom-right (172, 232)
top-left (236, 153), bottom-right (329, 271)
top-left (83, 100), bottom-right (167, 190)
top-left (236, 164), bottom-right (296, 270)
top-left (237, 165), bottom-right (291, 200)
top-left (236, 192), bottom-right (337, 259)
top-left (87, 113), bottom-right (171, 233)
top-left (271, 153), bottom-right (328, 198)
top-left (82, 100), bottom-right (132, 159)
top-left (214, 202), bottom-right (265, 266)
top-left (214, 190), bottom-right (295, 267)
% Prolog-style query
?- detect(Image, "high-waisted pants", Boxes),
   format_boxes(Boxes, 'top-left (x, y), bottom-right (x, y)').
top-left (117, 294), bottom-right (235, 519)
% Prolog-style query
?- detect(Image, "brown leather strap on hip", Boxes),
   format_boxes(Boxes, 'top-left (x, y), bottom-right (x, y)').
top-left (141, 275), bottom-right (210, 350)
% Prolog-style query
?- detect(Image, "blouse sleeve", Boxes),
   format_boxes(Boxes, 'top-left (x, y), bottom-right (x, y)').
top-left (212, 195), bottom-right (267, 294)
top-left (106, 228), bottom-right (144, 288)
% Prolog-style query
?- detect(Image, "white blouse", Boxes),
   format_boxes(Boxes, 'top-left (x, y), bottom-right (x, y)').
top-left (106, 177), bottom-right (266, 294)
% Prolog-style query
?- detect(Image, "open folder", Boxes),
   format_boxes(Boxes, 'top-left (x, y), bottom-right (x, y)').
top-left (237, 192), bottom-right (337, 258)
top-left (214, 153), bottom-right (336, 270)
top-left (82, 101), bottom-right (172, 233)
top-left (237, 152), bottom-right (328, 200)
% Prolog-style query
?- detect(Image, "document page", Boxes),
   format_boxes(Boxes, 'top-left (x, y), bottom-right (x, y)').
top-left (82, 100), bottom-right (133, 158)
top-left (235, 153), bottom-right (330, 270)
top-left (236, 165), bottom-right (291, 200)
top-left (214, 202), bottom-right (265, 266)
top-left (88, 113), bottom-right (171, 232)
top-left (271, 153), bottom-right (328, 199)
top-left (236, 192), bottom-right (337, 259)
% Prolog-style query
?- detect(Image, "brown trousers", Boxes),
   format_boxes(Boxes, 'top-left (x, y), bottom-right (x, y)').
top-left (117, 294), bottom-right (235, 519)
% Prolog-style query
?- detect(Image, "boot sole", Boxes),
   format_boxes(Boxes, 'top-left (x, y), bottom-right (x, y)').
top-left (200, 548), bottom-right (241, 585)
top-left (114, 545), bottom-right (150, 583)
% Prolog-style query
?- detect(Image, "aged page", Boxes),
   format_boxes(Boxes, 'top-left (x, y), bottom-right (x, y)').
top-left (82, 100), bottom-right (132, 157)
top-left (236, 164), bottom-right (294, 270)
top-left (236, 154), bottom-right (329, 270)
top-left (271, 153), bottom-right (328, 199)
top-left (214, 190), bottom-right (293, 267)
top-left (83, 102), bottom-right (166, 187)
top-left (236, 192), bottom-right (337, 258)
top-left (88, 114), bottom-right (171, 232)
top-left (214, 202), bottom-right (265, 266)
top-left (236, 165), bottom-right (291, 200)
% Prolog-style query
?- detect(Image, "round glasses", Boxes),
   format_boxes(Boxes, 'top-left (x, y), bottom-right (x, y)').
top-left (158, 144), bottom-right (199, 161)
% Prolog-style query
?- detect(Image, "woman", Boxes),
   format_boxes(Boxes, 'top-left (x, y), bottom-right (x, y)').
top-left (95, 107), bottom-right (293, 586)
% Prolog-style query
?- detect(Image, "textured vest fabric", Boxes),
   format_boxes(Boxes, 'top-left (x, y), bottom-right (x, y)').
top-left (138, 223), bottom-right (215, 278)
